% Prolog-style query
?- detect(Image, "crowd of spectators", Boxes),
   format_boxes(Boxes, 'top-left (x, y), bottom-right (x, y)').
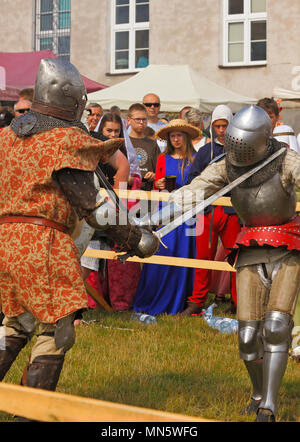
top-left (75, 94), bottom-right (300, 319)
top-left (1, 90), bottom-right (300, 322)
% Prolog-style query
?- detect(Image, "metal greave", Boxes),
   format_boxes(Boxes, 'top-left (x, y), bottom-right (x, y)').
top-left (259, 352), bottom-right (288, 416)
top-left (258, 311), bottom-right (293, 416)
top-left (238, 320), bottom-right (264, 403)
top-left (243, 360), bottom-right (263, 402)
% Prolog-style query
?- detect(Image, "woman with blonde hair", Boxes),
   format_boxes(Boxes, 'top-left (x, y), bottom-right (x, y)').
top-left (154, 119), bottom-right (197, 189)
top-left (133, 120), bottom-right (200, 315)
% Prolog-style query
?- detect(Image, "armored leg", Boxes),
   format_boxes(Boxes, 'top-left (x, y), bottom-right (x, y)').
top-left (17, 316), bottom-right (75, 421)
top-left (20, 313), bottom-right (75, 391)
top-left (238, 320), bottom-right (264, 414)
top-left (0, 336), bottom-right (28, 381)
top-left (256, 311), bottom-right (293, 420)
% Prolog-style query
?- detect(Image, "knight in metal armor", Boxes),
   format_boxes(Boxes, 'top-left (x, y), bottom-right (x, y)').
top-left (0, 58), bottom-right (158, 405)
top-left (155, 105), bottom-right (300, 422)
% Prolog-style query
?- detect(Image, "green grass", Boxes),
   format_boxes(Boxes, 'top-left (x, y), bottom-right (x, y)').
top-left (1, 296), bottom-right (299, 422)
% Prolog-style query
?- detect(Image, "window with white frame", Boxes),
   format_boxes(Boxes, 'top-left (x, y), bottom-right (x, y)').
top-left (34, 0), bottom-right (71, 61)
top-left (222, 0), bottom-right (267, 66)
top-left (111, 0), bottom-right (150, 73)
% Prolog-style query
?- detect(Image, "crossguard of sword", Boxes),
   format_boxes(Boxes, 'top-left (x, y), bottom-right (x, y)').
top-left (154, 233), bottom-right (168, 249)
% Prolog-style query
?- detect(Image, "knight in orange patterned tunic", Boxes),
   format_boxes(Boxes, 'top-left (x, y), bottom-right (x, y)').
top-left (0, 58), bottom-right (159, 401)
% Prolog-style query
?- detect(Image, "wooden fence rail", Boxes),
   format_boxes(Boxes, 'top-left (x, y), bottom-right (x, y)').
top-left (103, 189), bottom-right (300, 211)
top-left (0, 382), bottom-right (215, 422)
top-left (83, 249), bottom-right (236, 272)
top-left (93, 190), bottom-right (300, 272)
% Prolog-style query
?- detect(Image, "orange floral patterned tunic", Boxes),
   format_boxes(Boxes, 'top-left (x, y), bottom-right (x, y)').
top-left (0, 126), bottom-right (105, 323)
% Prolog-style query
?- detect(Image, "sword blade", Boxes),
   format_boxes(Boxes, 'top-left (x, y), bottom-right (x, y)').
top-left (155, 147), bottom-right (286, 240)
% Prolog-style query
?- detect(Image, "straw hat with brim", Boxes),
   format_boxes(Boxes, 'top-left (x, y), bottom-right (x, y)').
top-left (156, 119), bottom-right (202, 141)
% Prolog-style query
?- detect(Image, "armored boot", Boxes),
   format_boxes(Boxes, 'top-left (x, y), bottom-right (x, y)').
top-left (255, 408), bottom-right (276, 422)
top-left (21, 354), bottom-right (65, 391)
top-left (255, 311), bottom-right (293, 422)
top-left (180, 302), bottom-right (203, 316)
top-left (0, 336), bottom-right (27, 381)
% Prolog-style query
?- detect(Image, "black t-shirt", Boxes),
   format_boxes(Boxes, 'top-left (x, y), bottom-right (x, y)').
top-left (129, 136), bottom-right (160, 190)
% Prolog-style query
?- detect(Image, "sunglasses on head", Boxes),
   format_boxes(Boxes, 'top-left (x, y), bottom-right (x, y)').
top-left (16, 108), bottom-right (30, 114)
top-left (143, 102), bottom-right (160, 108)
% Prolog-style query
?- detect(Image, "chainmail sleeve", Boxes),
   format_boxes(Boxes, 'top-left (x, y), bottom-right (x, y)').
top-left (53, 168), bottom-right (98, 219)
top-left (281, 148), bottom-right (300, 190)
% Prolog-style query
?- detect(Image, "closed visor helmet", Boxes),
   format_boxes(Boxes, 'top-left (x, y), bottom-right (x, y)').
top-left (225, 105), bottom-right (272, 167)
top-left (32, 58), bottom-right (87, 121)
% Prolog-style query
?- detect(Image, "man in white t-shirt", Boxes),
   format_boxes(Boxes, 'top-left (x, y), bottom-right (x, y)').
top-left (142, 93), bottom-right (167, 152)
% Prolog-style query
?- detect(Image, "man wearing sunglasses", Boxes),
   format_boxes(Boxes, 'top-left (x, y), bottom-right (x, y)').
top-left (128, 103), bottom-right (160, 193)
top-left (14, 99), bottom-right (32, 118)
top-left (143, 93), bottom-right (167, 152)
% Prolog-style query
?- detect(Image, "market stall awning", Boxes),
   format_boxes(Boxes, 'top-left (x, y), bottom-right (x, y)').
top-left (0, 50), bottom-right (107, 101)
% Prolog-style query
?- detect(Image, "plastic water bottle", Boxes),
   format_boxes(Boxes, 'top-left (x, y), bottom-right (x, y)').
top-left (202, 303), bottom-right (238, 334)
top-left (218, 318), bottom-right (239, 334)
top-left (131, 312), bottom-right (157, 325)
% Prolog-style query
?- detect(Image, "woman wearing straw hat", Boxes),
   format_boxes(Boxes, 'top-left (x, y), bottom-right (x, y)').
top-left (133, 119), bottom-right (200, 315)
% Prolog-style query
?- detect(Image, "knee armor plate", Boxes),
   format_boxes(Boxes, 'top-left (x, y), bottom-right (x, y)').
top-left (263, 311), bottom-right (293, 353)
top-left (238, 320), bottom-right (264, 361)
top-left (55, 313), bottom-right (76, 353)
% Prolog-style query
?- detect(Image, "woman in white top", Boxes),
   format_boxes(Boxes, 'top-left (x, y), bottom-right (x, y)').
top-left (273, 124), bottom-right (300, 154)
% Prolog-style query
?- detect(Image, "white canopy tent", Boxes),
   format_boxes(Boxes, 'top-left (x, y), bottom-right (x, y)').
top-left (273, 87), bottom-right (300, 100)
top-left (88, 64), bottom-right (257, 113)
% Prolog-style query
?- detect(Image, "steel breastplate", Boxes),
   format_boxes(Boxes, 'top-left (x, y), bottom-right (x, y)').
top-left (231, 172), bottom-right (296, 227)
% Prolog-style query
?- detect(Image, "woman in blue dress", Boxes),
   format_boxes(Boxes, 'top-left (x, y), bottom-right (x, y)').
top-left (133, 119), bottom-right (201, 315)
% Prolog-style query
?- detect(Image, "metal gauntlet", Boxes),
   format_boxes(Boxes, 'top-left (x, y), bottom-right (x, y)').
top-left (82, 198), bottom-right (159, 259)
top-left (131, 226), bottom-right (160, 258)
top-left (102, 224), bottom-right (160, 259)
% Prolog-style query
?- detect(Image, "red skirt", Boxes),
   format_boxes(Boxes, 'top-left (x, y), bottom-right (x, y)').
top-left (234, 215), bottom-right (300, 251)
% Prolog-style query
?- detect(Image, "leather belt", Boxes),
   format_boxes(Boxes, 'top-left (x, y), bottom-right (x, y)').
top-left (31, 101), bottom-right (77, 122)
top-left (0, 216), bottom-right (68, 234)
